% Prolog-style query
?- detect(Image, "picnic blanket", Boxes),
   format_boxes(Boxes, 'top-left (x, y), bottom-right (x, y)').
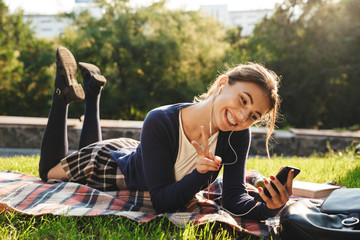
top-left (0, 170), bottom-right (279, 239)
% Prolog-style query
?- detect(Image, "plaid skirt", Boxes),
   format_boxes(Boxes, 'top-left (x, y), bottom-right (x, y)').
top-left (60, 138), bottom-right (139, 191)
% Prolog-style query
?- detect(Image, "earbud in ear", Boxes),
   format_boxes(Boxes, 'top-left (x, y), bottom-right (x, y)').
top-left (217, 85), bottom-right (224, 95)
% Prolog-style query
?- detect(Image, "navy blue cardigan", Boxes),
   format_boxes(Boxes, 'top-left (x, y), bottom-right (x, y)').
top-left (110, 103), bottom-right (280, 220)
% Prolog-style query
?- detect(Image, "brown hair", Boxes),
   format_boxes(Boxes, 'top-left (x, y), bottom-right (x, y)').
top-left (195, 62), bottom-right (281, 159)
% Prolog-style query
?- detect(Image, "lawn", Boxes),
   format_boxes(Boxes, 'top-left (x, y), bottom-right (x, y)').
top-left (0, 150), bottom-right (359, 240)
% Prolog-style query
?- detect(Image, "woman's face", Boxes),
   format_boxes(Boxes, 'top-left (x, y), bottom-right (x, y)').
top-left (213, 80), bottom-right (271, 132)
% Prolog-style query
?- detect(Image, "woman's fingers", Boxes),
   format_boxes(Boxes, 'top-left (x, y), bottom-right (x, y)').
top-left (258, 187), bottom-right (270, 203)
top-left (191, 140), bottom-right (205, 156)
top-left (200, 126), bottom-right (211, 157)
top-left (192, 125), bottom-right (222, 174)
top-left (262, 174), bottom-right (291, 209)
top-left (263, 178), bottom-right (279, 200)
top-left (196, 157), bottom-right (220, 173)
top-left (213, 155), bottom-right (222, 165)
top-left (269, 176), bottom-right (289, 204)
top-left (261, 168), bottom-right (296, 209)
top-left (192, 125), bottom-right (213, 159)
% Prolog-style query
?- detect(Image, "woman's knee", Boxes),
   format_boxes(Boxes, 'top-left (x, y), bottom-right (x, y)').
top-left (47, 163), bottom-right (68, 180)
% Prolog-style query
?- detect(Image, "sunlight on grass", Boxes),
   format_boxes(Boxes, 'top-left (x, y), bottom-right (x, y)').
top-left (247, 152), bottom-right (360, 188)
top-left (0, 212), bottom-right (251, 240)
top-left (0, 155), bottom-right (39, 177)
top-left (0, 151), bottom-right (359, 239)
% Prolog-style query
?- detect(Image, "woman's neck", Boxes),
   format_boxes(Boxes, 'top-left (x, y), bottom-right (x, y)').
top-left (181, 98), bottom-right (217, 144)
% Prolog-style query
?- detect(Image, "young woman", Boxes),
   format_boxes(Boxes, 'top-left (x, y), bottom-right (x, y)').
top-left (39, 46), bottom-right (294, 220)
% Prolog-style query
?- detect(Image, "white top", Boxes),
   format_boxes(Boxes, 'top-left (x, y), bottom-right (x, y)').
top-left (174, 111), bottom-right (219, 181)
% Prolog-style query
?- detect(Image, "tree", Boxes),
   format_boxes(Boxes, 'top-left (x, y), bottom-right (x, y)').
top-left (244, 0), bottom-right (360, 129)
top-left (0, 1), bottom-right (24, 114)
top-left (59, 0), bottom-right (229, 120)
top-left (321, 0), bottom-right (360, 128)
top-left (0, 0), bottom-right (55, 117)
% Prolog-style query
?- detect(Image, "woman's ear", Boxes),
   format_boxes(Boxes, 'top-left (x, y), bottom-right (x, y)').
top-left (216, 85), bottom-right (224, 95)
top-left (216, 75), bottom-right (229, 93)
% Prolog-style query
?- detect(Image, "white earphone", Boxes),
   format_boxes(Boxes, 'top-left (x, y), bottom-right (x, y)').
top-left (217, 85), bottom-right (224, 95)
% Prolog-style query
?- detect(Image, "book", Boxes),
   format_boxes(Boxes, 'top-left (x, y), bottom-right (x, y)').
top-left (292, 181), bottom-right (340, 199)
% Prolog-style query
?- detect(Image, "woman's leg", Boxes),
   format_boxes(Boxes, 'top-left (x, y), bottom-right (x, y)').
top-left (39, 46), bottom-right (84, 182)
top-left (78, 62), bottom-right (107, 149)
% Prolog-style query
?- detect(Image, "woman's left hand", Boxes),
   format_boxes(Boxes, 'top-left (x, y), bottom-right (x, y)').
top-left (258, 168), bottom-right (294, 209)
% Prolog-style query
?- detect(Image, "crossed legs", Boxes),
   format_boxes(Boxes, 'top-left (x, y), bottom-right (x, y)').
top-left (39, 46), bottom-right (106, 182)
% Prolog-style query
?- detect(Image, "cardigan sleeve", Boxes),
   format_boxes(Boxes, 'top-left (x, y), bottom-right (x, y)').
top-left (221, 129), bottom-right (282, 220)
top-left (140, 108), bottom-right (211, 213)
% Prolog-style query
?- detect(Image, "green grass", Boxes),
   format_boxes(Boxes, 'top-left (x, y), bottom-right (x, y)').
top-left (247, 152), bottom-right (360, 188)
top-left (0, 213), bottom-right (244, 240)
top-left (1, 151), bottom-right (360, 239)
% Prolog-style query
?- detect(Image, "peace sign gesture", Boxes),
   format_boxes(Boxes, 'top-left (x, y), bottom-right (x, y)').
top-left (191, 126), bottom-right (222, 174)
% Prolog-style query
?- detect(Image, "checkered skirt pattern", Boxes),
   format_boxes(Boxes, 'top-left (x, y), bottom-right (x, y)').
top-left (60, 138), bottom-right (139, 191)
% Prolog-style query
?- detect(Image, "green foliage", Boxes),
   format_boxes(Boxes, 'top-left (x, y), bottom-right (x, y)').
top-left (0, 1), bottom-right (25, 114)
top-left (0, 0), bottom-right (359, 128)
top-left (243, 0), bottom-right (360, 129)
top-left (59, 0), bottom-right (229, 120)
top-left (0, 0), bottom-right (229, 120)
top-left (0, 0), bottom-right (55, 117)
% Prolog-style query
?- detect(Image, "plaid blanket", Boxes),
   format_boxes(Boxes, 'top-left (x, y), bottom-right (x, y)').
top-left (0, 170), bottom-right (279, 239)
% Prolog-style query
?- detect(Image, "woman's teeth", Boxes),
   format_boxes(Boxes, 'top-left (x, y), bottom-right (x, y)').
top-left (226, 110), bottom-right (237, 126)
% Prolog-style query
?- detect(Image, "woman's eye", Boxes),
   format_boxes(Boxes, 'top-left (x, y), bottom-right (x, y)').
top-left (251, 114), bottom-right (257, 121)
top-left (241, 96), bottom-right (247, 105)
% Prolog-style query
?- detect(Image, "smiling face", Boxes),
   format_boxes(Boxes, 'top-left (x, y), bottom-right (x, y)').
top-left (212, 79), bottom-right (271, 132)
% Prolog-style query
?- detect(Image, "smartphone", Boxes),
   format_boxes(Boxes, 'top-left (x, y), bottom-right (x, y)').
top-left (255, 166), bottom-right (300, 202)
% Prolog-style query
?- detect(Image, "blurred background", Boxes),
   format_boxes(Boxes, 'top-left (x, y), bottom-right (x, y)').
top-left (0, 0), bottom-right (359, 130)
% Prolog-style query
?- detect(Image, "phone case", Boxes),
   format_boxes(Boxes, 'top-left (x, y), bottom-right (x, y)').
top-left (255, 166), bottom-right (300, 202)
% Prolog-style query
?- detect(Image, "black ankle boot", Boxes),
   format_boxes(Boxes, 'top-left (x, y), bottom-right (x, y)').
top-left (55, 46), bottom-right (85, 104)
top-left (78, 62), bottom-right (107, 96)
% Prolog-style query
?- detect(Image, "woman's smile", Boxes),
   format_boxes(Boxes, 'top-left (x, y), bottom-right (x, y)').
top-left (226, 109), bottom-right (237, 126)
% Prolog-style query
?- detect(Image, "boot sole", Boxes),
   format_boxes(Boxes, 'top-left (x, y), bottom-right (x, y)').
top-left (56, 46), bottom-right (85, 102)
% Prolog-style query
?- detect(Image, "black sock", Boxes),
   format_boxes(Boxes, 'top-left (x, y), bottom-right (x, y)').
top-left (78, 90), bottom-right (102, 149)
top-left (39, 90), bottom-right (68, 182)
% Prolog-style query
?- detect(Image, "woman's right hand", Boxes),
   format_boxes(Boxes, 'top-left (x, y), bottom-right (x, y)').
top-left (191, 126), bottom-right (222, 174)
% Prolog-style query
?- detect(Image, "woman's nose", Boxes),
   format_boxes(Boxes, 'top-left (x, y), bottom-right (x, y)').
top-left (237, 109), bottom-right (250, 122)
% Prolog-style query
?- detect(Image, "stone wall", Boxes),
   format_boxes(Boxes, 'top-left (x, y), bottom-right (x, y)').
top-left (251, 128), bottom-right (360, 156)
top-left (0, 116), bottom-right (359, 156)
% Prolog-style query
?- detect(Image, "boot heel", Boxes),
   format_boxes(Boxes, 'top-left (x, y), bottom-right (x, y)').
top-left (66, 84), bottom-right (85, 103)
top-left (78, 62), bottom-right (107, 95)
top-left (91, 74), bottom-right (107, 86)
